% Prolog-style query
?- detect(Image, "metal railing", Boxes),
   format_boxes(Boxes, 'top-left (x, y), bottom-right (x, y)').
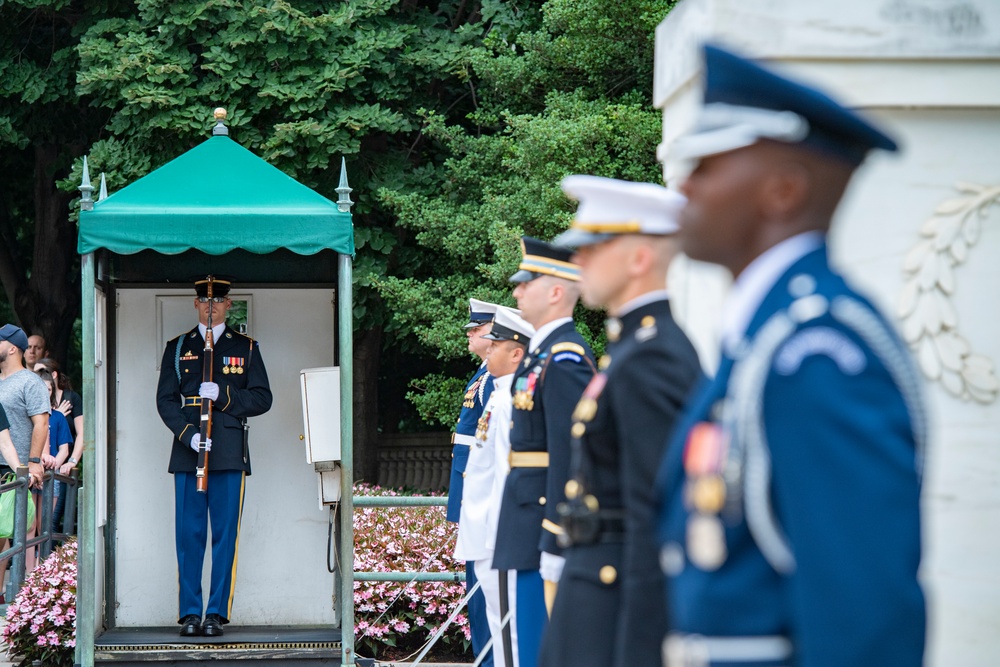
top-left (351, 494), bottom-right (464, 583)
top-left (350, 493), bottom-right (478, 666)
top-left (0, 466), bottom-right (80, 604)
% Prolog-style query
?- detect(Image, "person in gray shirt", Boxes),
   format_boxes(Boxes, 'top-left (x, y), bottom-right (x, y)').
top-left (0, 324), bottom-right (49, 581)
top-left (0, 325), bottom-right (49, 483)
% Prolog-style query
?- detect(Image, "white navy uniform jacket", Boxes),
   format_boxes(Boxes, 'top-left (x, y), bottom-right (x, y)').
top-left (455, 374), bottom-right (514, 562)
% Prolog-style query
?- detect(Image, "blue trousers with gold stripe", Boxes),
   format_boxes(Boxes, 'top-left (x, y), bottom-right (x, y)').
top-left (174, 470), bottom-right (245, 622)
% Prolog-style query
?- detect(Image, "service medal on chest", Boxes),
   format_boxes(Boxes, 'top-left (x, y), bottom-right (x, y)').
top-left (686, 513), bottom-right (727, 571)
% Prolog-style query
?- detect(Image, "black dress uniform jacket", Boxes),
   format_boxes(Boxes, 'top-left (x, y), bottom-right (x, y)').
top-left (156, 326), bottom-right (272, 475)
top-left (540, 300), bottom-right (700, 667)
top-left (493, 321), bottom-right (595, 571)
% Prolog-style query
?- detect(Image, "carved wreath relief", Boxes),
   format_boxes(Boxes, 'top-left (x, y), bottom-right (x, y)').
top-left (899, 182), bottom-right (999, 404)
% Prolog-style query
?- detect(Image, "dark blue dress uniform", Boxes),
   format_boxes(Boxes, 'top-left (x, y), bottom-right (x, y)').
top-left (449, 363), bottom-right (494, 522)
top-left (448, 298), bottom-right (500, 667)
top-left (657, 246), bottom-right (926, 667)
top-left (492, 321), bottom-right (595, 665)
top-left (450, 360), bottom-right (494, 667)
top-left (655, 45), bottom-right (927, 667)
top-left (156, 322), bottom-right (272, 625)
top-left (493, 322), bottom-right (596, 569)
top-left (540, 299), bottom-right (700, 667)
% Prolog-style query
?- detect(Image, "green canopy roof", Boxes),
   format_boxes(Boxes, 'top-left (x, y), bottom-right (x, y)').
top-left (78, 135), bottom-right (354, 256)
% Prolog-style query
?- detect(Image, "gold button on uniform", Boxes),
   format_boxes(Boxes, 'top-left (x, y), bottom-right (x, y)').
top-left (571, 422), bottom-right (586, 438)
top-left (565, 479), bottom-right (580, 499)
top-left (539, 497), bottom-right (547, 505)
top-left (599, 565), bottom-right (617, 584)
top-left (462, 472), bottom-right (467, 478)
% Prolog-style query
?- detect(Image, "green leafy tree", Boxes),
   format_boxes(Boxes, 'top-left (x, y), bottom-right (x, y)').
top-left (68, 0), bottom-right (532, 478)
top-left (0, 0), bottom-right (132, 371)
top-left (377, 0), bottom-right (675, 426)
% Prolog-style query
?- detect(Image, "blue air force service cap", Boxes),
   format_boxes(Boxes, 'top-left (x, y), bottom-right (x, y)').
top-left (554, 175), bottom-right (687, 248)
top-left (0, 324), bottom-right (29, 352)
top-left (509, 236), bottom-right (581, 284)
top-left (671, 44), bottom-right (899, 167)
top-left (481, 307), bottom-right (535, 345)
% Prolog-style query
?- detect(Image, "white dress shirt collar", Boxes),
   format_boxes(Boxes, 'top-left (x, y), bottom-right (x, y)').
top-left (198, 322), bottom-right (227, 343)
top-left (721, 231), bottom-right (824, 354)
top-left (528, 317), bottom-right (573, 353)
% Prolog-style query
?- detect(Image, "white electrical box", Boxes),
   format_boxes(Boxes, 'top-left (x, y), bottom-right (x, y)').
top-left (316, 464), bottom-right (342, 508)
top-left (300, 366), bottom-right (342, 463)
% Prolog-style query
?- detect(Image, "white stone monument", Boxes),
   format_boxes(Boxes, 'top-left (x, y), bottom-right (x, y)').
top-left (654, 2), bottom-right (1000, 665)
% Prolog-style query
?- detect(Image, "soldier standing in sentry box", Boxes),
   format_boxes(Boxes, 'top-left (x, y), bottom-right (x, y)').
top-left (656, 44), bottom-right (927, 667)
top-left (539, 177), bottom-right (701, 667)
top-left (156, 277), bottom-right (272, 639)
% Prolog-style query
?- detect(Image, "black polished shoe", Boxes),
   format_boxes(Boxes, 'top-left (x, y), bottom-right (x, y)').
top-left (178, 614), bottom-right (202, 637)
top-left (201, 613), bottom-right (225, 637)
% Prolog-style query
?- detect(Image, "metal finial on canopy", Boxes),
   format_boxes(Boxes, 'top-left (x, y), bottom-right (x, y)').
top-left (98, 173), bottom-right (108, 201)
top-left (336, 157), bottom-right (354, 213)
top-left (79, 156), bottom-right (94, 211)
top-left (213, 107), bottom-right (229, 136)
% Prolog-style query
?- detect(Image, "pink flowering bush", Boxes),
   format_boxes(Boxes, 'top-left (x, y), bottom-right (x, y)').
top-left (2, 539), bottom-right (77, 667)
top-left (354, 483), bottom-right (468, 660)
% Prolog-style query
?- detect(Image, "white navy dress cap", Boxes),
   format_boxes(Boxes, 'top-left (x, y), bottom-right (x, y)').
top-left (481, 306), bottom-right (535, 343)
top-left (466, 298), bottom-right (500, 328)
top-left (553, 175), bottom-right (686, 248)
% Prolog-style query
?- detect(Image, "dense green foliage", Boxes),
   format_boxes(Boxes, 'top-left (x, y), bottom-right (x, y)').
top-left (1, 0), bottom-right (675, 439)
top-left (0, 0), bottom-right (124, 373)
top-left (377, 0), bottom-right (675, 426)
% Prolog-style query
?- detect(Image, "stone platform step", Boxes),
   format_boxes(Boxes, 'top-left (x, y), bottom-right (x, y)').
top-left (94, 625), bottom-right (353, 666)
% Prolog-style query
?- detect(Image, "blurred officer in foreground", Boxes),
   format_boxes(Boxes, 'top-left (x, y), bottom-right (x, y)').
top-left (449, 298), bottom-right (505, 667)
top-left (656, 44), bottom-right (926, 667)
top-left (493, 238), bottom-right (596, 667)
top-left (538, 176), bottom-right (701, 667)
top-left (456, 307), bottom-right (536, 667)
top-left (156, 277), bottom-right (272, 638)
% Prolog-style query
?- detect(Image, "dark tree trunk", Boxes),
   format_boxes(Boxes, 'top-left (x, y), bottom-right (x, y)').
top-left (352, 324), bottom-right (383, 482)
top-left (0, 144), bottom-right (80, 366)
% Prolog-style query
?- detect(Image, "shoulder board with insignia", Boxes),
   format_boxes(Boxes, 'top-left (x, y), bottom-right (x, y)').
top-left (551, 342), bottom-right (585, 355)
top-left (552, 351), bottom-right (583, 364)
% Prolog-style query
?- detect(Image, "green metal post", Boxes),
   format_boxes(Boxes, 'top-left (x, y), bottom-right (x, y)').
top-left (76, 252), bottom-right (96, 667)
top-left (338, 252), bottom-right (354, 667)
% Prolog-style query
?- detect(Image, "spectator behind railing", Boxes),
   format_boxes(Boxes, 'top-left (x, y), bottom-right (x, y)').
top-left (35, 371), bottom-right (72, 523)
top-left (0, 324), bottom-right (48, 589)
top-left (33, 359), bottom-right (82, 535)
top-left (23, 334), bottom-right (47, 369)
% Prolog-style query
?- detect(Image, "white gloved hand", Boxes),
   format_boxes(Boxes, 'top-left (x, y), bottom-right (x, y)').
top-left (189, 434), bottom-right (212, 453)
top-left (199, 382), bottom-right (220, 402)
top-left (539, 552), bottom-right (566, 583)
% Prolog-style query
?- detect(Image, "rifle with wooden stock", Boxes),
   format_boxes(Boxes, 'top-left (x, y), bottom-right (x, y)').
top-left (195, 277), bottom-right (216, 493)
